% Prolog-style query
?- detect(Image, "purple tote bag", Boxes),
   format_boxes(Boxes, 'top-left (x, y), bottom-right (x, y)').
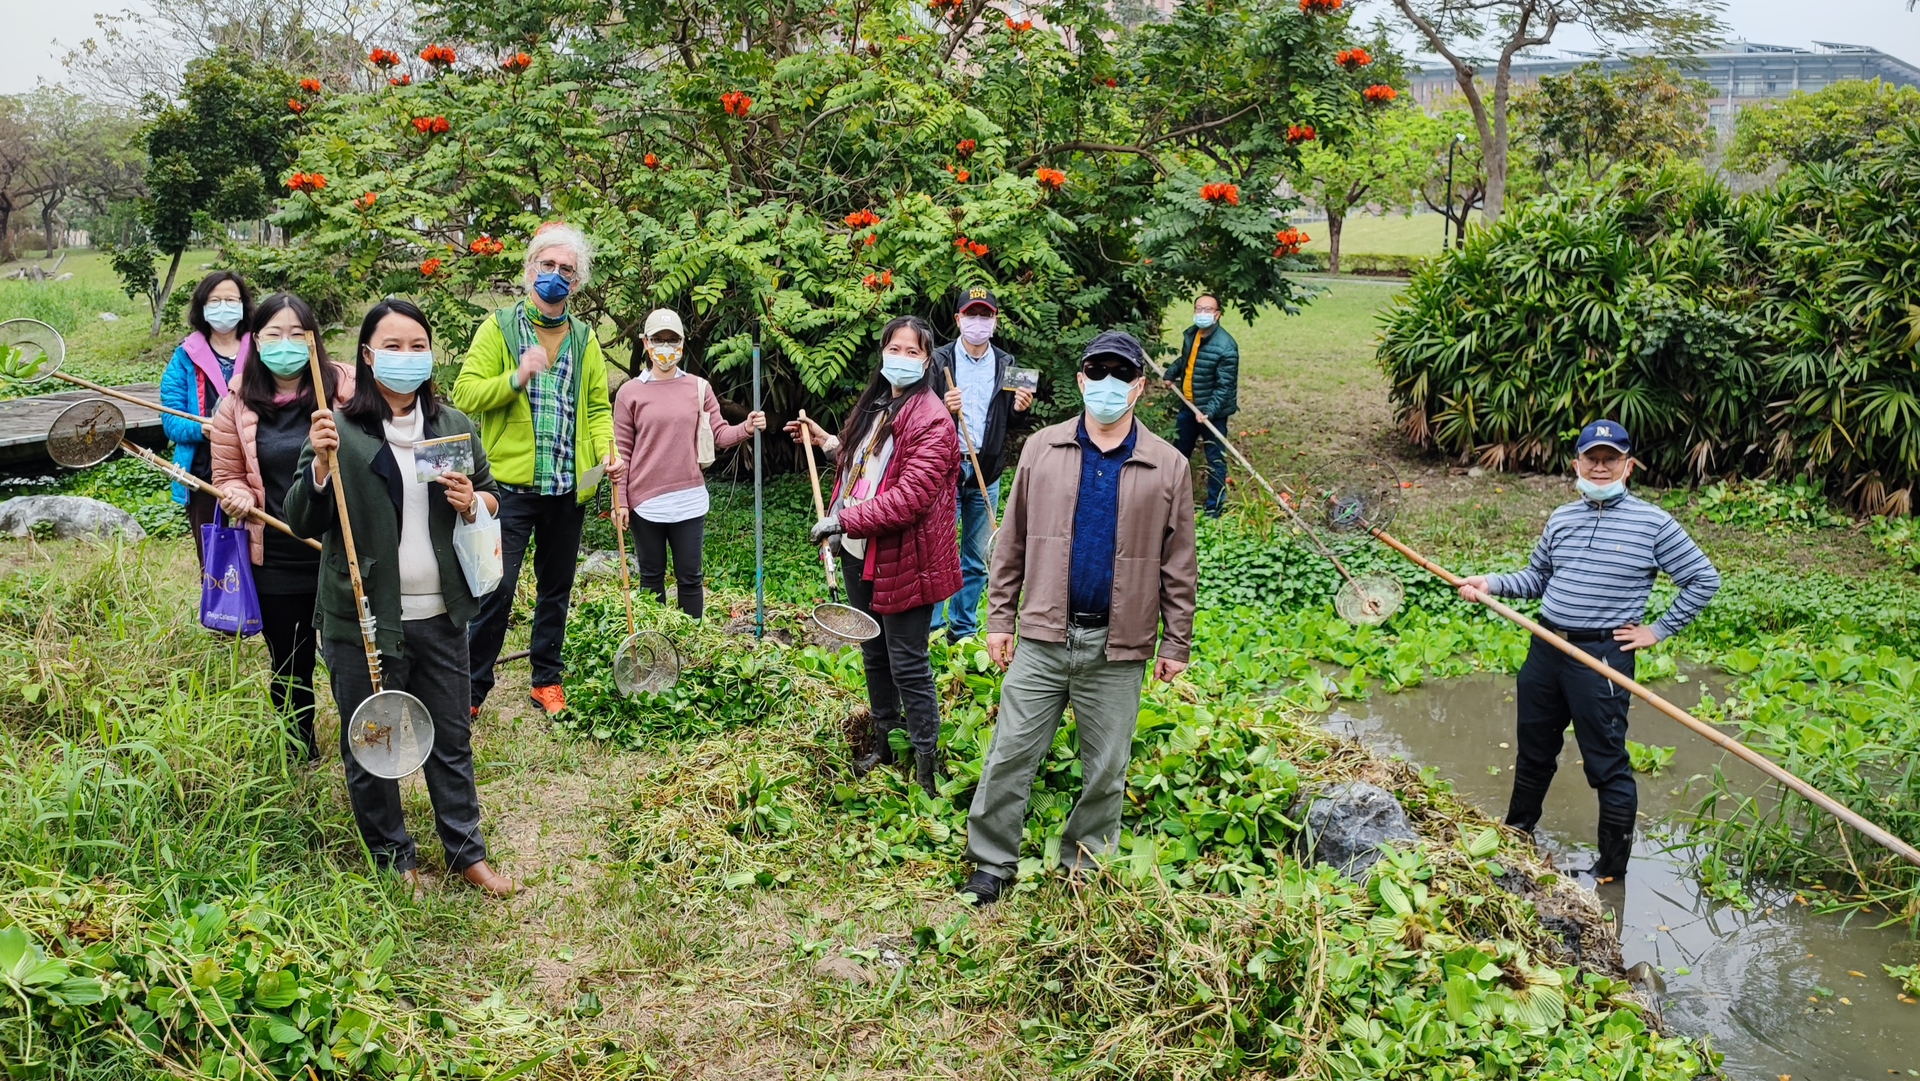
top-left (201, 508), bottom-right (262, 636)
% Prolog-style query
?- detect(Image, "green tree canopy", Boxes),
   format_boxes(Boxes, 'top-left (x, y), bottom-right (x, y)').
top-left (1514, 58), bottom-right (1712, 187)
top-left (1285, 105), bottom-right (1441, 273)
top-left (1725, 79), bottom-right (1920, 173)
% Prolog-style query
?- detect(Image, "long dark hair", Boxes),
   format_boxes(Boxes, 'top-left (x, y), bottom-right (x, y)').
top-left (342, 298), bottom-right (440, 427)
top-left (234, 293), bottom-right (337, 417)
top-left (186, 271), bottom-right (255, 342)
top-left (837, 316), bottom-right (936, 456)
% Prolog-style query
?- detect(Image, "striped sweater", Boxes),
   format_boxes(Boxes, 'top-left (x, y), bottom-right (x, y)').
top-left (1489, 491), bottom-right (1720, 641)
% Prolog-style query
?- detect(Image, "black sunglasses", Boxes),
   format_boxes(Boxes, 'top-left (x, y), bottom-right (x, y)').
top-left (1081, 355), bottom-right (1142, 382)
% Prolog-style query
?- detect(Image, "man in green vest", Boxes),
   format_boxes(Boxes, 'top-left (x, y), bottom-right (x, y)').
top-left (452, 222), bottom-right (617, 718)
top-left (1163, 293), bottom-right (1239, 517)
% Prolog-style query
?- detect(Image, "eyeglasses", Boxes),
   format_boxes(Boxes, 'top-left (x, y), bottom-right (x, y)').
top-left (1081, 356), bottom-right (1142, 382)
top-left (534, 259), bottom-right (578, 281)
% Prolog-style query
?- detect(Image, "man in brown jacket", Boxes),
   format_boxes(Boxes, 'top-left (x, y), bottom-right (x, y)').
top-left (959, 330), bottom-right (1198, 905)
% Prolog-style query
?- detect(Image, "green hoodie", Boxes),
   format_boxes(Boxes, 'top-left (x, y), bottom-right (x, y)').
top-left (450, 304), bottom-right (613, 503)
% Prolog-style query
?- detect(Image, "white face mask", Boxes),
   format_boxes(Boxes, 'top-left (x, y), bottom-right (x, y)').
top-left (958, 315), bottom-right (996, 346)
top-left (204, 300), bottom-right (244, 333)
top-left (1576, 476), bottom-right (1626, 501)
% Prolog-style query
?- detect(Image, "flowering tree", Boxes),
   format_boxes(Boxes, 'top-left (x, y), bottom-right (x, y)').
top-left (254, 0), bottom-right (1379, 428)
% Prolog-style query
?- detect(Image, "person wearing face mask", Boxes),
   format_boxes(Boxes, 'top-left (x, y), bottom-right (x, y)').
top-left (929, 287), bottom-right (1034, 644)
top-left (1162, 293), bottom-right (1239, 518)
top-left (208, 293), bottom-right (355, 761)
top-left (1456, 420), bottom-right (1720, 885)
top-left (285, 298), bottom-right (515, 899)
top-left (452, 223), bottom-right (619, 719)
top-left (956, 331), bottom-right (1197, 906)
top-left (161, 271), bottom-right (255, 562)
top-left (612, 308), bottom-right (766, 618)
top-left (785, 316), bottom-right (961, 797)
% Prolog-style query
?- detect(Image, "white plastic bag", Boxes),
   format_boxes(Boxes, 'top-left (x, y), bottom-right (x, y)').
top-left (453, 499), bottom-right (504, 597)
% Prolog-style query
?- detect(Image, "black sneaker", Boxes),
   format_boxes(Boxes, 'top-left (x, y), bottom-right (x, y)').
top-left (958, 870), bottom-right (1006, 906)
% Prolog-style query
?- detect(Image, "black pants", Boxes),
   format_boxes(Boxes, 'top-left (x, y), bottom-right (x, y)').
top-left (186, 490), bottom-right (219, 566)
top-left (1507, 634), bottom-right (1638, 878)
top-left (324, 613), bottom-right (488, 873)
top-left (258, 591), bottom-right (318, 760)
top-left (841, 555), bottom-right (940, 756)
top-left (468, 490), bottom-right (585, 704)
top-left (630, 512), bottom-right (705, 619)
top-left (1172, 411), bottom-right (1230, 516)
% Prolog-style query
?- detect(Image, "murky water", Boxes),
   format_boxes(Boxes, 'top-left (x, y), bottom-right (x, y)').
top-left (1322, 670), bottom-right (1920, 1081)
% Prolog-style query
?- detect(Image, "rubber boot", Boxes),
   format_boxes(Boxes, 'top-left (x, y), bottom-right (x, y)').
top-left (1593, 808), bottom-right (1635, 882)
top-left (853, 719), bottom-right (898, 777)
top-left (1504, 772), bottom-right (1552, 837)
top-left (914, 749), bottom-right (942, 799)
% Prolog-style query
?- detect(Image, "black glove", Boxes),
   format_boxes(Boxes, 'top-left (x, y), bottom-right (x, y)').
top-left (810, 515), bottom-right (844, 543)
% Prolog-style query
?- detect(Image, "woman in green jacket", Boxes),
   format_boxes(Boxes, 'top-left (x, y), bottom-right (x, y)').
top-left (285, 298), bottom-right (515, 899)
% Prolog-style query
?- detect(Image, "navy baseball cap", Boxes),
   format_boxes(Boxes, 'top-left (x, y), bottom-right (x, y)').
top-left (1081, 330), bottom-right (1147, 380)
top-left (1575, 419), bottom-right (1631, 455)
top-left (955, 285), bottom-right (999, 314)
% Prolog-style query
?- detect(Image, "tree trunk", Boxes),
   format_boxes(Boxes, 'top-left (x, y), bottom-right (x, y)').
top-left (1326, 211), bottom-right (1344, 275)
top-left (1483, 140), bottom-right (1508, 226)
top-left (40, 199), bottom-right (57, 258)
top-left (151, 248), bottom-right (182, 337)
top-left (0, 196), bottom-right (12, 263)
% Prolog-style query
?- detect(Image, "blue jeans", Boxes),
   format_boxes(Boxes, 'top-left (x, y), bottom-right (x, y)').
top-left (1173, 410), bottom-right (1229, 516)
top-left (931, 462), bottom-right (998, 638)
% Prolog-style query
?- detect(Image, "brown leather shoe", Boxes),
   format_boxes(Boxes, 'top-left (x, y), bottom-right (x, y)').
top-left (460, 860), bottom-right (518, 898)
top-left (398, 868), bottom-right (426, 901)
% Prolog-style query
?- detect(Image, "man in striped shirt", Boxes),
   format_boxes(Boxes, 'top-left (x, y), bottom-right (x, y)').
top-left (1458, 419), bottom-right (1721, 882)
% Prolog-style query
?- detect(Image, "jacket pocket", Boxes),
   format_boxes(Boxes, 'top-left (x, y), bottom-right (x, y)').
top-left (1110, 555), bottom-right (1158, 651)
top-left (1021, 535), bottom-right (1071, 627)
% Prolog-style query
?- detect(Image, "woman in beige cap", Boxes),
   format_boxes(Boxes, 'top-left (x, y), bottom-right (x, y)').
top-left (611, 308), bottom-right (766, 618)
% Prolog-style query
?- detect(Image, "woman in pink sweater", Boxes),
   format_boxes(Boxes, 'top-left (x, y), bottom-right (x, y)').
top-left (612, 308), bottom-right (766, 618)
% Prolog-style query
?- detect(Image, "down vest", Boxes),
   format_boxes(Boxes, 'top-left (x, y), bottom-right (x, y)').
top-left (833, 387), bottom-right (963, 614)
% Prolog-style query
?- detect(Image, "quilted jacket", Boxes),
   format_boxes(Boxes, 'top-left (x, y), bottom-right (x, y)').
top-left (834, 387), bottom-right (962, 614)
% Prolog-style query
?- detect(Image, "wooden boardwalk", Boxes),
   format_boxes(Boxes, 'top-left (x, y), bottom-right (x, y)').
top-left (0, 384), bottom-right (168, 467)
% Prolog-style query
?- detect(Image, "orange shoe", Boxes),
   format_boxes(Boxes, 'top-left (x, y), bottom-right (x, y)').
top-left (469, 705), bottom-right (480, 721)
top-left (528, 684), bottom-right (567, 716)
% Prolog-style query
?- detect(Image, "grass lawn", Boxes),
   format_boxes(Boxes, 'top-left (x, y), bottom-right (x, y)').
top-left (1296, 211), bottom-right (1486, 258)
top-left (0, 248), bottom-right (223, 396)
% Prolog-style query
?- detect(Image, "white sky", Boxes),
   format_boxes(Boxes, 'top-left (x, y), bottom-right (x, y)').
top-left (4, 0), bottom-right (1920, 95)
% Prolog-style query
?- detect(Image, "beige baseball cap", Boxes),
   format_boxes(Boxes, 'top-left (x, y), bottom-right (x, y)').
top-left (643, 308), bottom-right (685, 337)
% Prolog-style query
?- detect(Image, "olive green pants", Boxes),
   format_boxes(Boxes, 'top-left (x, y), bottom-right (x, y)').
top-left (964, 627), bottom-right (1146, 880)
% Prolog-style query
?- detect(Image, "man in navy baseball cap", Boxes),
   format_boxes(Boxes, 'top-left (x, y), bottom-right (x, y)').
top-left (1452, 415), bottom-right (1719, 887)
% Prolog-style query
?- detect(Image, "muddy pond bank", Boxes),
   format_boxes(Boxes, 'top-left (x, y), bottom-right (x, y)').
top-left (1319, 669), bottom-right (1920, 1080)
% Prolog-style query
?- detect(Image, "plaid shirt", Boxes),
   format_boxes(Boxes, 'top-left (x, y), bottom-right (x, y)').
top-left (515, 303), bottom-right (579, 495)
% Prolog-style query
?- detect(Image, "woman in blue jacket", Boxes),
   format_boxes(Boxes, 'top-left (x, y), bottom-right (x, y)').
top-left (160, 271), bottom-right (254, 563)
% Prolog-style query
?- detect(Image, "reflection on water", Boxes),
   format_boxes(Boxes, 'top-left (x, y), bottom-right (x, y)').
top-left (1321, 671), bottom-right (1920, 1081)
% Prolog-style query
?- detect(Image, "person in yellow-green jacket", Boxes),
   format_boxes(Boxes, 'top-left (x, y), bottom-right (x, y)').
top-left (452, 222), bottom-right (619, 718)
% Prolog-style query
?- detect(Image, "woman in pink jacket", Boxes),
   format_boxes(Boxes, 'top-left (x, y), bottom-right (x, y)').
top-left (209, 293), bottom-right (354, 760)
top-left (612, 308), bottom-right (765, 619)
top-left (787, 316), bottom-right (961, 796)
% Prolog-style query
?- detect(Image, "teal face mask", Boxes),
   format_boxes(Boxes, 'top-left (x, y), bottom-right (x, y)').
top-left (257, 339), bottom-right (310, 377)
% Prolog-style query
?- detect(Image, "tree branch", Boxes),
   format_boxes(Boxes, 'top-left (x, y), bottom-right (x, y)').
top-left (1013, 142), bottom-right (1167, 175)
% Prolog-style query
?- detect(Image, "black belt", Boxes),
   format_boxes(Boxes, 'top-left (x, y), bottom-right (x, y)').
top-left (1068, 610), bottom-right (1110, 629)
top-left (1543, 623), bottom-right (1616, 643)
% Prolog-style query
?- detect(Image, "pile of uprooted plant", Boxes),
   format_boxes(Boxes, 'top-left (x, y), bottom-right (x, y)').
top-left (0, 539), bottom-right (1715, 1079)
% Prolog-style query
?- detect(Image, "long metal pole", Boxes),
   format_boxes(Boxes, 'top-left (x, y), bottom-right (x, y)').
top-left (1443, 141), bottom-right (1458, 251)
top-left (752, 343), bottom-right (765, 639)
top-left (1370, 528), bottom-right (1920, 870)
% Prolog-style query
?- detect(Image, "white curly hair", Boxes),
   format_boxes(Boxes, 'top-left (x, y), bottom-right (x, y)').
top-left (523, 222), bottom-right (594, 289)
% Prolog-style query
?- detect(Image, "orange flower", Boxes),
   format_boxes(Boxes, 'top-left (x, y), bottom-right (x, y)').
top-left (1336, 47), bottom-right (1373, 68)
top-left (968, 241), bottom-right (989, 257)
top-left (1200, 182), bottom-right (1240, 206)
top-left (1004, 17), bottom-right (1032, 31)
top-left (1363, 84), bottom-right (1398, 104)
top-left (1272, 227), bottom-right (1310, 256)
top-left (1299, 0), bottom-right (1341, 11)
top-left (501, 52), bottom-right (531, 73)
top-left (1287, 124), bottom-right (1317, 144)
top-left (721, 91), bottom-right (753, 117)
top-left (644, 152), bottom-right (660, 169)
top-left (389, 74), bottom-right (412, 87)
top-left (1034, 167), bottom-right (1066, 190)
top-left (470, 235), bottom-right (505, 255)
top-left (286, 172), bottom-right (327, 193)
top-left (431, 116), bottom-right (450, 134)
top-left (420, 44), bottom-right (456, 68)
top-left (864, 234), bottom-right (877, 246)
top-left (412, 116), bottom-right (433, 133)
top-left (356, 191), bottom-right (378, 210)
top-left (299, 77), bottom-right (323, 94)
top-left (956, 138), bottom-right (976, 157)
top-left (287, 98), bottom-right (307, 114)
top-left (419, 258), bottom-right (443, 276)
top-left (955, 168), bottom-right (970, 182)
top-left (843, 208), bottom-right (880, 228)
top-left (368, 47), bottom-right (401, 68)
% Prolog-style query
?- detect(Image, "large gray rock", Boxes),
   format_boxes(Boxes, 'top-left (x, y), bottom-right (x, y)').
top-left (0, 495), bottom-right (146, 542)
top-left (1296, 781), bottom-right (1419, 879)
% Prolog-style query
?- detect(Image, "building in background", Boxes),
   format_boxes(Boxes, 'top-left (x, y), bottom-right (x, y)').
top-left (1411, 40), bottom-right (1920, 136)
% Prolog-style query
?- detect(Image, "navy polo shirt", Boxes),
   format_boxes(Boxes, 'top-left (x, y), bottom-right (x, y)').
top-left (1067, 417), bottom-right (1138, 617)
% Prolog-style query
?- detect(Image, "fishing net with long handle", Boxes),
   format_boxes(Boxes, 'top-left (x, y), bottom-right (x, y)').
top-left (1166, 390), bottom-right (1402, 625)
top-left (301, 341), bottom-right (434, 779)
top-left (937, 363), bottom-right (1001, 557)
top-left (1304, 453), bottom-right (1404, 550)
top-left (1, 318), bottom-right (202, 422)
top-left (45, 400), bottom-right (320, 550)
top-left (797, 410), bottom-right (880, 645)
top-left (606, 450), bottom-right (684, 694)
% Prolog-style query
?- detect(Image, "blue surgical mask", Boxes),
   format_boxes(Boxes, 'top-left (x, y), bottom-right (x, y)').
top-left (1576, 476), bottom-right (1626, 502)
top-left (372, 349), bottom-right (435, 394)
top-left (204, 300), bottom-right (244, 333)
top-left (880, 351), bottom-right (924, 388)
top-left (1081, 375), bottom-right (1137, 424)
top-left (532, 271), bottom-right (573, 304)
top-left (257, 339), bottom-right (310, 377)
top-left (1193, 312), bottom-right (1217, 329)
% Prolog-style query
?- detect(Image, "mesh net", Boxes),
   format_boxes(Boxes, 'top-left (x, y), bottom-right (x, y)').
top-left (0, 319), bottom-right (64, 384)
top-left (813, 602), bottom-right (880, 646)
top-left (46, 400), bottom-right (124, 469)
top-left (613, 630), bottom-right (681, 696)
top-left (1307, 454), bottom-right (1403, 550)
top-left (347, 689), bottom-right (434, 779)
top-left (1335, 573), bottom-right (1405, 626)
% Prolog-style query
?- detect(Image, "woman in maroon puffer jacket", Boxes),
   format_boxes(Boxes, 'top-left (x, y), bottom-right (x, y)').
top-left (788, 316), bottom-right (961, 796)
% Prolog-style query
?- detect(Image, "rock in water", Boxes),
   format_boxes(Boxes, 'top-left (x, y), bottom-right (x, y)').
top-left (0, 495), bottom-right (146, 542)
top-left (1296, 781), bottom-right (1419, 879)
